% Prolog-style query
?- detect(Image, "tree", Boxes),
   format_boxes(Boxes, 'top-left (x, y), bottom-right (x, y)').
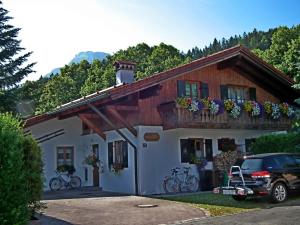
top-left (0, 2), bottom-right (35, 112)
top-left (36, 75), bottom-right (78, 114)
top-left (80, 60), bottom-right (105, 96)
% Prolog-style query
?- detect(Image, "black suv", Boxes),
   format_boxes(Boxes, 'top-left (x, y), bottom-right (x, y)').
top-left (214, 153), bottom-right (300, 203)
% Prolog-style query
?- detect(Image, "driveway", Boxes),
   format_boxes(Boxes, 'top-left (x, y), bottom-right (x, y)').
top-left (40, 188), bottom-right (206, 225)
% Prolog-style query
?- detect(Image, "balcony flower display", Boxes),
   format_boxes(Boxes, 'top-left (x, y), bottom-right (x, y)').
top-left (224, 99), bottom-right (241, 118)
top-left (176, 97), bottom-right (191, 109)
top-left (202, 97), bottom-right (223, 115)
top-left (264, 101), bottom-right (281, 119)
top-left (271, 103), bottom-right (281, 119)
top-left (176, 97), bottom-right (295, 120)
top-left (190, 99), bottom-right (203, 112)
top-left (280, 102), bottom-right (295, 118)
top-left (243, 101), bottom-right (261, 117)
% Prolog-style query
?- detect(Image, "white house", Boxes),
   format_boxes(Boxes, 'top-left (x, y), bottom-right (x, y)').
top-left (25, 46), bottom-right (298, 195)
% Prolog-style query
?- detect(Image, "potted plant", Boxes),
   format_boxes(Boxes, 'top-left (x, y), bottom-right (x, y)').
top-left (57, 164), bottom-right (76, 175)
top-left (84, 154), bottom-right (100, 168)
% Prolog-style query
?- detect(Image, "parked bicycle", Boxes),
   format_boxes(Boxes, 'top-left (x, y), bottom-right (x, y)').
top-left (49, 170), bottom-right (82, 191)
top-left (163, 167), bottom-right (199, 194)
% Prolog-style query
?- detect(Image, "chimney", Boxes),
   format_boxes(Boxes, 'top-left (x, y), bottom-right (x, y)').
top-left (114, 60), bottom-right (136, 85)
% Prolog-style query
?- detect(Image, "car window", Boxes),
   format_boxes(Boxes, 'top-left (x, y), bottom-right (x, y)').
top-left (273, 155), bottom-right (298, 169)
top-left (293, 155), bottom-right (300, 168)
top-left (263, 157), bottom-right (280, 170)
top-left (241, 159), bottom-right (263, 171)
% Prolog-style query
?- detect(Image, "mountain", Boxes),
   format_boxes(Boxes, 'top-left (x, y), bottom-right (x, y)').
top-left (47, 51), bottom-right (109, 76)
top-left (70, 51), bottom-right (109, 64)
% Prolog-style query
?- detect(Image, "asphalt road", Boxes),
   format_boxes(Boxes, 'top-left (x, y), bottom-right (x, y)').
top-left (180, 205), bottom-right (300, 225)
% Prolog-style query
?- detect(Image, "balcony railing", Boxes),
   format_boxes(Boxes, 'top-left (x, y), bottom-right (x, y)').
top-left (157, 101), bottom-right (292, 130)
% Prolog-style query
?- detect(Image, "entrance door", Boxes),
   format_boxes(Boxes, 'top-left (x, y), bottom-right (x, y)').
top-left (92, 144), bottom-right (100, 187)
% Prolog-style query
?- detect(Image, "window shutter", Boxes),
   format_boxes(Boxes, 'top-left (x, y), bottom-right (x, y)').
top-left (201, 82), bottom-right (209, 98)
top-left (220, 85), bottom-right (228, 100)
top-left (177, 80), bottom-right (186, 97)
top-left (108, 142), bottom-right (113, 169)
top-left (249, 88), bottom-right (256, 101)
top-left (180, 139), bottom-right (189, 163)
top-left (205, 139), bottom-right (213, 161)
top-left (122, 141), bottom-right (128, 168)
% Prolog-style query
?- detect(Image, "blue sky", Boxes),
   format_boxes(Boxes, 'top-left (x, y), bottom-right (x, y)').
top-left (3, 0), bottom-right (300, 80)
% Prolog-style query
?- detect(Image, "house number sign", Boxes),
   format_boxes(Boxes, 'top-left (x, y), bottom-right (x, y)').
top-left (143, 132), bottom-right (160, 142)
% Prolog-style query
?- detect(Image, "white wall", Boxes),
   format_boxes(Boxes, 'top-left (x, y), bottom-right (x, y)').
top-left (28, 116), bottom-right (279, 195)
top-left (29, 117), bottom-right (138, 194)
top-left (137, 126), bottom-right (273, 195)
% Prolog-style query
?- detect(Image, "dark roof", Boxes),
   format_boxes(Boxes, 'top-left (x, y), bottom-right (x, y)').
top-left (24, 45), bottom-right (298, 128)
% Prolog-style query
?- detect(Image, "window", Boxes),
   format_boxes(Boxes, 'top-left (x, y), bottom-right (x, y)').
top-left (218, 138), bottom-right (236, 151)
top-left (245, 138), bottom-right (256, 153)
top-left (185, 82), bottom-right (198, 99)
top-left (273, 155), bottom-right (298, 169)
top-left (228, 86), bottom-right (247, 103)
top-left (57, 146), bottom-right (74, 166)
top-left (108, 140), bottom-right (128, 170)
top-left (220, 85), bottom-right (256, 103)
top-left (180, 138), bottom-right (213, 163)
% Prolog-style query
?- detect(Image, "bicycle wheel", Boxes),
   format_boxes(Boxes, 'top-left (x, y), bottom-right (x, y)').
top-left (163, 177), bottom-right (180, 194)
top-left (49, 178), bottom-right (62, 191)
top-left (186, 175), bottom-right (199, 192)
top-left (70, 176), bottom-right (82, 189)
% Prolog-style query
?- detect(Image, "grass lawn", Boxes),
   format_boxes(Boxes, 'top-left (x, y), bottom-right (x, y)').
top-left (160, 192), bottom-right (300, 217)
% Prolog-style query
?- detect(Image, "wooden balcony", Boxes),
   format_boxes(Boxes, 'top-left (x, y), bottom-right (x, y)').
top-left (157, 101), bottom-right (292, 130)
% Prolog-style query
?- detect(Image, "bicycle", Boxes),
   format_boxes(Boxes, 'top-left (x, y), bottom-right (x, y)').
top-left (49, 170), bottom-right (82, 191)
top-left (163, 167), bottom-right (199, 194)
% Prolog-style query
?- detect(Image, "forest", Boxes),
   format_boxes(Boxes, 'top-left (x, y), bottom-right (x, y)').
top-left (1, 24), bottom-right (300, 116)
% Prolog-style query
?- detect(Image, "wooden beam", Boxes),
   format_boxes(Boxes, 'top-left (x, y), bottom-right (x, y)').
top-left (87, 103), bottom-right (136, 148)
top-left (106, 106), bottom-right (138, 137)
top-left (114, 105), bottom-right (139, 111)
top-left (78, 114), bottom-right (106, 140)
top-left (78, 113), bottom-right (99, 119)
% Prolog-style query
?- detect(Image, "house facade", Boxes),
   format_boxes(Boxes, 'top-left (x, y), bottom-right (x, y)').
top-left (25, 45), bottom-right (298, 195)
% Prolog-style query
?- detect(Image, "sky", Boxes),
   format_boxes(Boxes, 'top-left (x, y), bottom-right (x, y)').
top-left (3, 0), bottom-right (300, 81)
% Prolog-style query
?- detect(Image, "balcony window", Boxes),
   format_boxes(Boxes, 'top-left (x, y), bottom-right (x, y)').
top-left (185, 82), bottom-right (198, 99)
top-left (228, 86), bottom-right (247, 103)
top-left (220, 85), bottom-right (256, 102)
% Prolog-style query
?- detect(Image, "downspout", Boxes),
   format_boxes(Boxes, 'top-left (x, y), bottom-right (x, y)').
top-left (87, 103), bottom-right (139, 195)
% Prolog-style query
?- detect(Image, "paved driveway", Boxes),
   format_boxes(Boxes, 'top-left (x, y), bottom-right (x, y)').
top-left (41, 188), bottom-right (206, 225)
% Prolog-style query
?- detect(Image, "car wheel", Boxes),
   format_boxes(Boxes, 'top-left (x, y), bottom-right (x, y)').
top-left (271, 182), bottom-right (287, 203)
top-left (232, 195), bottom-right (247, 201)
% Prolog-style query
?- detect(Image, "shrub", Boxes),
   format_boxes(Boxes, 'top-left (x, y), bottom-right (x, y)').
top-left (22, 136), bottom-right (44, 216)
top-left (0, 113), bottom-right (29, 225)
top-left (251, 132), bottom-right (300, 154)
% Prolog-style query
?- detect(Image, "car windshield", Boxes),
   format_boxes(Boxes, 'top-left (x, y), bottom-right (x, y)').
top-left (241, 158), bottom-right (263, 171)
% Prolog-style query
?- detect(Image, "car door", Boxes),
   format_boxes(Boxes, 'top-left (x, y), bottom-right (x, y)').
top-left (291, 154), bottom-right (300, 189)
top-left (273, 155), bottom-right (299, 189)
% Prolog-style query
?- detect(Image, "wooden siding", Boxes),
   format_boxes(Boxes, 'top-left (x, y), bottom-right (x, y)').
top-left (136, 64), bottom-right (280, 126)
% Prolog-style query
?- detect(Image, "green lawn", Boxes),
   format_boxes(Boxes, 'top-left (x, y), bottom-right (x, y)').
top-left (160, 192), bottom-right (300, 217)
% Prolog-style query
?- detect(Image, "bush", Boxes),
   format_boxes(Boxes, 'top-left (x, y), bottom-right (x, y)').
top-left (251, 132), bottom-right (300, 154)
top-left (0, 113), bottom-right (28, 225)
top-left (22, 136), bottom-right (44, 216)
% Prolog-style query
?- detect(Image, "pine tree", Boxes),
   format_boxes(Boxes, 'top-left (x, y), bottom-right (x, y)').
top-left (0, 1), bottom-right (35, 112)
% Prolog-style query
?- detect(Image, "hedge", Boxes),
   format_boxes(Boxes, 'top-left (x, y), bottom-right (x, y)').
top-left (0, 113), bottom-right (43, 225)
top-left (251, 132), bottom-right (300, 154)
top-left (0, 113), bottom-right (28, 225)
top-left (22, 136), bottom-right (44, 216)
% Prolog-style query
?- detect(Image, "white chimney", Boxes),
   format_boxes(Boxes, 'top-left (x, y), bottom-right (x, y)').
top-left (114, 60), bottom-right (136, 85)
